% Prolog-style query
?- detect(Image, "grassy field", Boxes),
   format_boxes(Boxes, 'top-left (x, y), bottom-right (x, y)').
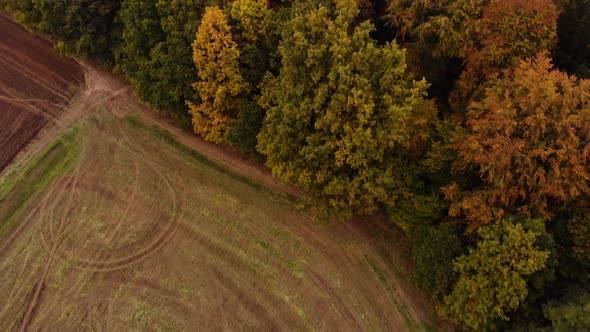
top-left (0, 110), bottom-right (437, 331)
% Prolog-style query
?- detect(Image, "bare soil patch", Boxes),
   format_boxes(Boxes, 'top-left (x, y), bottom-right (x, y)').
top-left (0, 14), bottom-right (83, 172)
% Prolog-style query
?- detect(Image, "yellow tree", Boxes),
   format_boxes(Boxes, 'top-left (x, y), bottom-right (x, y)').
top-left (187, 6), bottom-right (247, 144)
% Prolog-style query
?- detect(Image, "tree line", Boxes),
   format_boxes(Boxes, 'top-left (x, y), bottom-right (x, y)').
top-left (1, 0), bottom-right (589, 330)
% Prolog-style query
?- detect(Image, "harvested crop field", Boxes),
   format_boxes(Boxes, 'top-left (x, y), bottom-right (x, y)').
top-left (0, 15), bottom-right (441, 332)
top-left (0, 109), bottom-right (438, 331)
top-left (0, 14), bottom-right (84, 172)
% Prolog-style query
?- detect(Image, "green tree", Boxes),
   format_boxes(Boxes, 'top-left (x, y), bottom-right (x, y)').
top-left (116, 0), bottom-right (229, 125)
top-left (3, 0), bottom-right (122, 62)
top-left (411, 222), bottom-right (462, 300)
top-left (115, 0), bottom-right (164, 103)
top-left (567, 208), bottom-right (590, 266)
top-left (187, 6), bottom-right (248, 144)
top-left (441, 222), bottom-right (549, 330)
top-left (384, 0), bottom-right (464, 110)
top-left (226, 0), bottom-right (274, 155)
top-left (544, 291), bottom-right (590, 331)
top-left (257, 0), bottom-right (437, 219)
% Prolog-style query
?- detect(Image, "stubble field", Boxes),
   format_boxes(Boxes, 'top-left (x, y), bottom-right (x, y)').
top-left (0, 13), bottom-right (440, 332)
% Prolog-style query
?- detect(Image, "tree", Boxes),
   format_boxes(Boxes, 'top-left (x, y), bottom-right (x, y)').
top-left (230, 0), bottom-right (270, 44)
top-left (554, 0), bottom-right (590, 79)
top-left (444, 54), bottom-right (590, 227)
top-left (544, 291), bottom-right (590, 331)
top-left (385, 0), bottom-right (558, 108)
top-left (116, 0), bottom-right (229, 124)
top-left (115, 0), bottom-right (164, 104)
top-left (187, 6), bottom-right (248, 144)
top-left (3, 0), bottom-right (122, 62)
top-left (226, 0), bottom-right (274, 155)
top-left (411, 222), bottom-right (462, 300)
top-left (441, 222), bottom-right (549, 330)
top-left (567, 207), bottom-right (590, 266)
top-left (257, 0), bottom-right (437, 219)
top-left (454, 0), bottom-right (558, 103)
top-left (384, 0), bottom-right (463, 106)
top-left (385, 0), bottom-right (449, 43)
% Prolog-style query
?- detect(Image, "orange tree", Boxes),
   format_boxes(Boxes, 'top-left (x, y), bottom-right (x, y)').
top-left (454, 0), bottom-right (558, 104)
top-left (444, 54), bottom-right (590, 228)
top-left (385, 0), bottom-right (558, 109)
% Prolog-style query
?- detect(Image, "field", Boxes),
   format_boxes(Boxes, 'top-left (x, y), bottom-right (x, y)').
top-left (0, 15), bottom-right (84, 172)
top-left (0, 15), bottom-right (440, 332)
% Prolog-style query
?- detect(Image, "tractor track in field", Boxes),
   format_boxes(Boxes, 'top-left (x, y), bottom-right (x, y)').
top-left (34, 117), bottom-right (179, 273)
top-left (19, 129), bottom-right (86, 332)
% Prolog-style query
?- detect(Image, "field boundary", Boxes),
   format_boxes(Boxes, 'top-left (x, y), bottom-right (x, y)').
top-left (124, 115), bottom-right (298, 203)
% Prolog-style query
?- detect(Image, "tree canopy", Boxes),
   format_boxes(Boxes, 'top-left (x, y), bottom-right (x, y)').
top-left (2, 0), bottom-right (122, 62)
top-left (187, 6), bottom-right (247, 144)
top-left (115, 0), bottom-right (228, 125)
top-left (385, 0), bottom-right (558, 108)
top-left (441, 222), bottom-right (549, 330)
top-left (444, 54), bottom-right (590, 227)
top-left (257, 0), bottom-right (436, 219)
top-left (454, 0), bottom-right (558, 103)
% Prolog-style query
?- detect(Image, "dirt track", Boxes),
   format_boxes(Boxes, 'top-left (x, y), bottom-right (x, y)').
top-left (0, 14), bottom-right (83, 172)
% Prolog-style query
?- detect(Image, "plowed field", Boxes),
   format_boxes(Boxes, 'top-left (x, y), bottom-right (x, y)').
top-left (0, 14), bottom-right (83, 172)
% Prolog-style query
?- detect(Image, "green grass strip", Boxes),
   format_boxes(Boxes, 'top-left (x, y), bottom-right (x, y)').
top-left (0, 127), bottom-right (80, 238)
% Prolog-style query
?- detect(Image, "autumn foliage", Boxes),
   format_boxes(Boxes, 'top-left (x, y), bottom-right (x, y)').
top-left (187, 6), bottom-right (247, 144)
top-left (455, 0), bottom-right (559, 103)
top-left (257, 0), bottom-right (436, 219)
top-left (445, 54), bottom-right (590, 227)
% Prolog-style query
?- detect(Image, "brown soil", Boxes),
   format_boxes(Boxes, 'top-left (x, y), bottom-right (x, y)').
top-left (0, 14), bottom-right (83, 172)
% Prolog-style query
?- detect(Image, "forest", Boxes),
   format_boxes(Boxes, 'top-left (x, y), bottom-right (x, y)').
top-left (1, 0), bottom-right (588, 330)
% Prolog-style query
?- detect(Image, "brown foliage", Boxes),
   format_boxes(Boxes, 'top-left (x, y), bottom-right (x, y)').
top-left (454, 0), bottom-right (558, 104)
top-left (445, 54), bottom-right (590, 228)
